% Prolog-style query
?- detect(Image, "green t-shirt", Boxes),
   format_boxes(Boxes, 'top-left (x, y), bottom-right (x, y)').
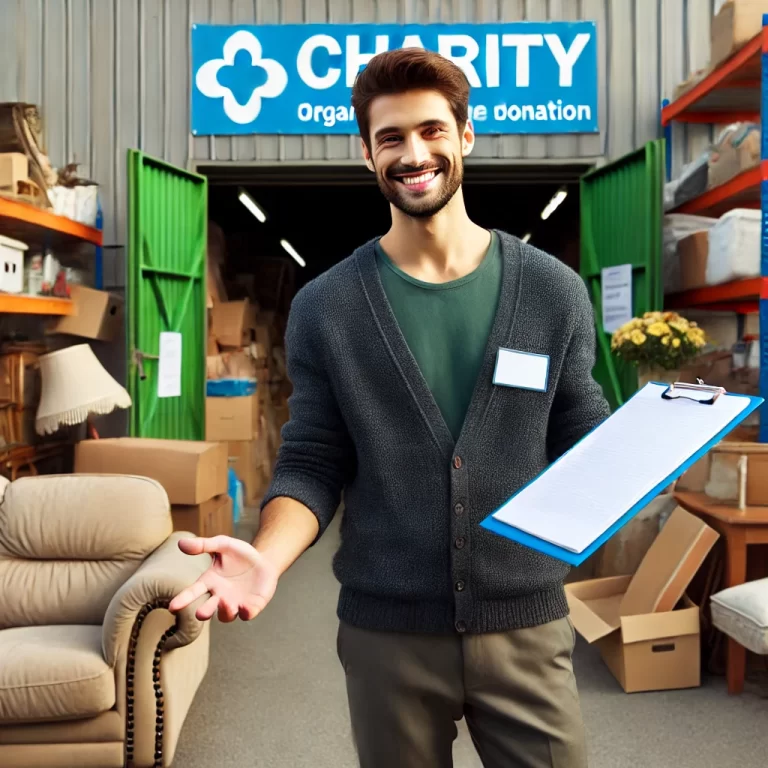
top-left (376, 231), bottom-right (502, 441)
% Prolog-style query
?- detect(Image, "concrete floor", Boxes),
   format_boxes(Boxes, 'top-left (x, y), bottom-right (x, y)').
top-left (172, 515), bottom-right (768, 768)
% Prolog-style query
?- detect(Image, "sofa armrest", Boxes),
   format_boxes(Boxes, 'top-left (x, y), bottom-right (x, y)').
top-left (102, 532), bottom-right (211, 664)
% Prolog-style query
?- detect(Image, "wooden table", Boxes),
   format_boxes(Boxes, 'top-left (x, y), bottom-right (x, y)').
top-left (674, 491), bottom-right (768, 695)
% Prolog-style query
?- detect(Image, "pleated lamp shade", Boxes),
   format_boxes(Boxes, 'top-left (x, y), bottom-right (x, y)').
top-left (36, 344), bottom-right (132, 435)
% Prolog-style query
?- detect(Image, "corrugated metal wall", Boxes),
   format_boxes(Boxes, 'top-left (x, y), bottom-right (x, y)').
top-left (0, 0), bottom-right (720, 253)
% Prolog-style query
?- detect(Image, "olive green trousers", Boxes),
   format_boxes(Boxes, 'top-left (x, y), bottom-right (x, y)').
top-left (337, 616), bottom-right (587, 768)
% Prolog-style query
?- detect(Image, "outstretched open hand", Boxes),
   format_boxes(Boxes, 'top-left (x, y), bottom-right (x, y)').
top-left (169, 535), bottom-right (279, 623)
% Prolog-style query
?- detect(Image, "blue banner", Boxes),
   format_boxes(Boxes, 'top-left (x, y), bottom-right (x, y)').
top-left (191, 23), bottom-right (598, 136)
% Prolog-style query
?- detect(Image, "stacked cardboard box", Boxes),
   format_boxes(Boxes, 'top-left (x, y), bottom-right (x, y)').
top-left (74, 438), bottom-right (232, 537)
top-left (206, 384), bottom-right (271, 506)
top-left (206, 297), bottom-right (283, 505)
top-left (206, 229), bottom-right (291, 505)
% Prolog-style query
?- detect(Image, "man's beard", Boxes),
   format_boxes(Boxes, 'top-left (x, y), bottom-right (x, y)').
top-left (376, 155), bottom-right (463, 219)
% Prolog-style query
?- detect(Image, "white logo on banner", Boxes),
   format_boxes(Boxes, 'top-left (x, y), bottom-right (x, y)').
top-left (195, 30), bottom-right (288, 124)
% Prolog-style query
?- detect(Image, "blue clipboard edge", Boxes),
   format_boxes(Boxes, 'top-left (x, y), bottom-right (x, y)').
top-left (480, 385), bottom-right (765, 567)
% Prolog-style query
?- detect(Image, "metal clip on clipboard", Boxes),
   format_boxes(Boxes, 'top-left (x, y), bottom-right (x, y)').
top-left (660, 378), bottom-right (726, 405)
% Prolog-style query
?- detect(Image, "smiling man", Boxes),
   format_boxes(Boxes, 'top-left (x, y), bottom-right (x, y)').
top-left (171, 48), bottom-right (609, 768)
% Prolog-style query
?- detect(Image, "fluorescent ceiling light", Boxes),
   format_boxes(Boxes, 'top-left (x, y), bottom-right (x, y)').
top-left (280, 239), bottom-right (306, 268)
top-left (521, 233), bottom-right (532, 243)
top-left (540, 188), bottom-right (568, 221)
top-left (238, 189), bottom-right (267, 223)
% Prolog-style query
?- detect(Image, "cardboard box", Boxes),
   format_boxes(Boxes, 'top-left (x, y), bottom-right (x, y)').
top-left (74, 438), bottom-right (228, 505)
top-left (206, 394), bottom-right (260, 442)
top-left (47, 285), bottom-right (124, 342)
top-left (172, 494), bottom-right (233, 538)
top-left (709, 450), bottom-right (768, 505)
top-left (681, 439), bottom-right (768, 506)
top-left (570, 575), bottom-right (702, 693)
top-left (0, 153), bottom-right (29, 191)
top-left (228, 439), bottom-right (270, 505)
top-left (566, 506), bottom-right (719, 692)
top-left (677, 231), bottom-right (709, 291)
top-left (212, 300), bottom-right (255, 348)
top-left (710, 0), bottom-right (765, 68)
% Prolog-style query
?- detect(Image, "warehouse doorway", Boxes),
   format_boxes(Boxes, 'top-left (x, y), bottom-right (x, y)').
top-left (201, 161), bottom-right (587, 313)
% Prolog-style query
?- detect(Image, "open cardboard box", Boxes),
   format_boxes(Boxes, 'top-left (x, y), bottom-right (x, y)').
top-left (566, 506), bottom-right (719, 693)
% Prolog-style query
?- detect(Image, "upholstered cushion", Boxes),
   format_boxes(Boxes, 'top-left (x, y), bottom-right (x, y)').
top-left (0, 625), bottom-right (115, 724)
top-left (0, 474), bottom-right (172, 628)
top-left (0, 710), bottom-right (123, 744)
top-left (711, 578), bottom-right (768, 655)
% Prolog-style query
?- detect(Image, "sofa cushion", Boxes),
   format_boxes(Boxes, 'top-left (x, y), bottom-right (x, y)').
top-left (0, 625), bottom-right (115, 724)
top-left (0, 474), bottom-right (172, 629)
top-left (711, 577), bottom-right (768, 655)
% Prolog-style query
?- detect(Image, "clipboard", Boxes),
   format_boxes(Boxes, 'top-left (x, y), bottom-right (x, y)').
top-left (481, 381), bottom-right (765, 566)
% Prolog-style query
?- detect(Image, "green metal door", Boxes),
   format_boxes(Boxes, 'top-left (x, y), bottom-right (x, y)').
top-left (580, 141), bottom-right (665, 411)
top-left (127, 150), bottom-right (207, 439)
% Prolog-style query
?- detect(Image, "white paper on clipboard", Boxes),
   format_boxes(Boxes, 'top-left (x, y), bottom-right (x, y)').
top-left (491, 383), bottom-right (752, 554)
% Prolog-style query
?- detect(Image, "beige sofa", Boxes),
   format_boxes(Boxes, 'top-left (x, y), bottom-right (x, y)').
top-left (0, 473), bottom-right (212, 768)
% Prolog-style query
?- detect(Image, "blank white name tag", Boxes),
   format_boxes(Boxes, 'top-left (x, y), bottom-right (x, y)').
top-left (493, 348), bottom-right (550, 392)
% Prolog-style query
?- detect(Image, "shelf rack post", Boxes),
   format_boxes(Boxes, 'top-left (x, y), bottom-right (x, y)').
top-left (761, 15), bottom-right (768, 442)
top-left (662, 98), bottom-right (672, 180)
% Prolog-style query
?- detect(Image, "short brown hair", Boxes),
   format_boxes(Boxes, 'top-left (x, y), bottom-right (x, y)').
top-left (351, 48), bottom-right (470, 148)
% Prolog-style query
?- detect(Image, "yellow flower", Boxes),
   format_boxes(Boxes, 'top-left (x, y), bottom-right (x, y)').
top-left (686, 328), bottom-right (706, 347)
top-left (669, 320), bottom-right (689, 333)
top-left (629, 329), bottom-right (647, 345)
top-left (672, 338), bottom-right (681, 348)
top-left (661, 335), bottom-right (671, 346)
top-left (647, 321), bottom-right (670, 337)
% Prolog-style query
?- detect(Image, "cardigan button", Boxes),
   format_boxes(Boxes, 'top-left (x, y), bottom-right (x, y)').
top-left (453, 456), bottom-right (463, 470)
top-left (454, 503), bottom-right (464, 516)
top-left (455, 580), bottom-right (466, 592)
top-left (455, 620), bottom-right (467, 633)
top-left (455, 537), bottom-right (466, 550)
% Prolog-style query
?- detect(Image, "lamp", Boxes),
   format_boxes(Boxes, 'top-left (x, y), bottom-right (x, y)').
top-left (36, 344), bottom-right (132, 438)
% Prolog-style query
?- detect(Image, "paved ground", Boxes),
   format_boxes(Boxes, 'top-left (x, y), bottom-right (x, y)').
top-left (172, 515), bottom-right (767, 767)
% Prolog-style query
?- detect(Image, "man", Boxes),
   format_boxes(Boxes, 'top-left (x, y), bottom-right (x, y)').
top-left (171, 48), bottom-right (610, 768)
